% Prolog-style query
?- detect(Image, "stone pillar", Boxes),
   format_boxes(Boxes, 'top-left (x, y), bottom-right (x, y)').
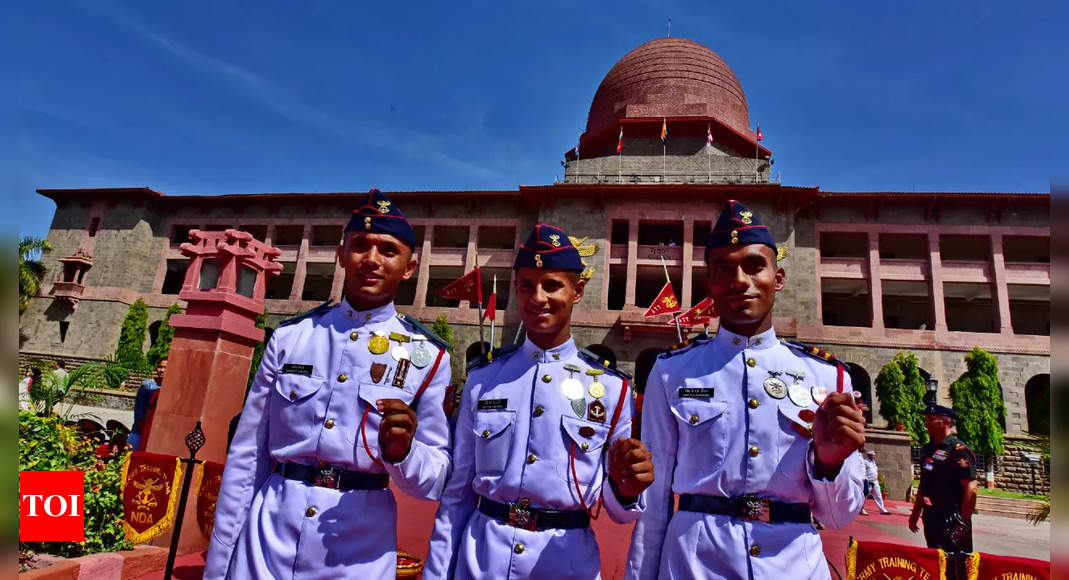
top-left (145, 229), bottom-right (281, 555)
top-left (414, 225), bottom-right (434, 307)
top-left (288, 225), bottom-right (312, 301)
top-left (868, 232), bottom-right (885, 330)
top-left (927, 232), bottom-right (948, 334)
top-left (625, 220), bottom-right (638, 307)
top-left (990, 234), bottom-right (1014, 335)
top-left (682, 217), bottom-right (694, 307)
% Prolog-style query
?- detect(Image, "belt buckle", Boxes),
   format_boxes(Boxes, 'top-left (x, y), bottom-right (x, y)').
top-left (508, 500), bottom-right (538, 531)
top-left (314, 465), bottom-right (340, 489)
top-left (740, 497), bottom-right (770, 523)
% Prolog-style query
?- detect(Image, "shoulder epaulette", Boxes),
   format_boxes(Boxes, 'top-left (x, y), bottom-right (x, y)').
top-left (782, 339), bottom-right (849, 370)
top-left (578, 348), bottom-right (632, 380)
top-left (398, 313), bottom-right (451, 352)
top-left (279, 300), bottom-right (334, 327)
top-left (657, 335), bottom-right (711, 359)
top-left (466, 344), bottom-right (519, 372)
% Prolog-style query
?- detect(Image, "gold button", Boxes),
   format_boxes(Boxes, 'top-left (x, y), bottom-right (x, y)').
top-left (733, 337), bottom-right (740, 345)
top-left (305, 506), bottom-right (317, 517)
top-left (581, 442), bottom-right (589, 451)
top-left (337, 373), bottom-right (347, 383)
top-left (482, 430), bottom-right (491, 438)
top-left (748, 398), bottom-right (760, 409)
top-left (519, 498), bottom-right (530, 508)
top-left (689, 414), bottom-right (699, 425)
top-left (534, 405), bottom-right (545, 417)
top-left (750, 544), bottom-right (761, 557)
top-left (527, 453), bottom-right (537, 464)
top-left (542, 374), bottom-right (552, 383)
top-left (755, 338), bottom-right (762, 345)
top-left (514, 543), bottom-right (526, 554)
top-left (350, 331), bottom-right (359, 341)
top-left (289, 390), bottom-right (297, 400)
top-left (746, 358), bottom-right (756, 367)
top-left (749, 446), bottom-right (760, 457)
top-left (325, 418), bottom-right (335, 429)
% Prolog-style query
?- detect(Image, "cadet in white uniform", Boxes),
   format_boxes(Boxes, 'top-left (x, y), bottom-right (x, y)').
top-left (627, 200), bottom-right (866, 580)
top-left (205, 189), bottom-right (452, 579)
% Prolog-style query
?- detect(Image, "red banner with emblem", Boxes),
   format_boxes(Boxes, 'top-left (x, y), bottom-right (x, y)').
top-left (846, 539), bottom-right (946, 580)
top-left (195, 460), bottom-right (226, 539)
top-left (974, 552), bottom-right (1049, 580)
top-left (120, 451), bottom-right (184, 544)
top-left (436, 267), bottom-right (482, 304)
top-left (643, 281), bottom-right (681, 317)
top-left (673, 297), bottom-right (715, 327)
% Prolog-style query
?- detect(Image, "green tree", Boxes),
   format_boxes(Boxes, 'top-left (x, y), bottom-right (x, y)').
top-left (247, 308), bottom-right (270, 389)
top-left (950, 347), bottom-right (1005, 480)
top-left (115, 299), bottom-right (149, 370)
top-left (875, 351), bottom-right (927, 444)
top-left (146, 303), bottom-right (183, 367)
top-left (19, 236), bottom-right (52, 315)
top-left (431, 314), bottom-right (454, 354)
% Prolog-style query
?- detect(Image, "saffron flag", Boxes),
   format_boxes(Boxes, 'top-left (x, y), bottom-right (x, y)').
top-left (121, 451), bottom-right (184, 544)
top-left (660, 118), bottom-right (668, 145)
top-left (845, 539), bottom-right (946, 580)
top-left (674, 297), bottom-right (715, 326)
top-left (975, 552), bottom-right (1050, 580)
top-left (483, 277), bottom-right (497, 322)
top-left (616, 126), bottom-right (624, 154)
top-left (436, 267), bottom-right (482, 304)
top-left (756, 124), bottom-right (764, 142)
top-left (643, 281), bottom-right (681, 317)
top-left (706, 124), bottom-right (713, 147)
top-left (195, 460), bottom-right (225, 539)
top-left (574, 137), bottom-right (580, 158)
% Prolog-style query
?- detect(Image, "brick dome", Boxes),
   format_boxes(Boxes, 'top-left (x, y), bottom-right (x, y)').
top-left (586, 38), bottom-right (750, 138)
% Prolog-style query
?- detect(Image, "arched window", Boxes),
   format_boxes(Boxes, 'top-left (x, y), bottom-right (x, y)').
top-left (148, 320), bottom-right (163, 347)
top-left (847, 363), bottom-right (873, 425)
top-left (585, 344), bottom-right (617, 367)
top-left (466, 342), bottom-right (491, 366)
top-left (1024, 374), bottom-right (1050, 435)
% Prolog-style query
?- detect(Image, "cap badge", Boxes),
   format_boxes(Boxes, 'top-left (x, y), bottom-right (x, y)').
top-left (376, 200), bottom-right (391, 214)
top-left (739, 210), bottom-right (753, 225)
top-left (549, 234), bottom-right (561, 247)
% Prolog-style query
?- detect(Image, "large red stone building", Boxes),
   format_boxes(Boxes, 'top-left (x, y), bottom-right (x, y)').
top-left (22, 38), bottom-right (1049, 454)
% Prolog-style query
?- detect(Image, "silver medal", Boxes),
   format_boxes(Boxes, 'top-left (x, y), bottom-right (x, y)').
top-left (391, 345), bottom-right (410, 361)
top-left (561, 377), bottom-right (584, 401)
top-left (571, 397), bottom-right (587, 418)
top-left (788, 384), bottom-right (813, 407)
top-left (763, 377), bottom-right (788, 399)
top-left (811, 385), bottom-right (829, 405)
top-left (410, 343), bottom-right (432, 368)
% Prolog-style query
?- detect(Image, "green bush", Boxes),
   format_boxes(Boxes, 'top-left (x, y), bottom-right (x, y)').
top-left (18, 412), bottom-right (132, 557)
top-left (116, 299), bottom-right (149, 370)
top-left (146, 303), bottom-right (183, 368)
top-left (950, 347), bottom-right (1006, 465)
top-left (874, 351), bottom-right (927, 444)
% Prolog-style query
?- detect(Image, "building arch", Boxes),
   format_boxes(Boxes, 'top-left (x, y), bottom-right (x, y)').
top-left (466, 341), bottom-right (491, 366)
top-left (846, 362), bottom-right (873, 424)
top-left (148, 320), bottom-right (162, 347)
top-left (1025, 374), bottom-right (1049, 435)
top-left (585, 344), bottom-right (617, 367)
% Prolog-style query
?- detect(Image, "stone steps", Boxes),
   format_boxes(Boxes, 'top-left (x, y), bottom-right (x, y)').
top-left (976, 495), bottom-right (1045, 520)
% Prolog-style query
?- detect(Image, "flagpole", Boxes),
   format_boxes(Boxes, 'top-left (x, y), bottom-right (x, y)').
top-left (489, 275), bottom-right (497, 354)
top-left (474, 249), bottom-right (486, 356)
top-left (660, 256), bottom-right (683, 343)
top-left (513, 320), bottom-right (525, 345)
top-left (754, 125), bottom-right (759, 184)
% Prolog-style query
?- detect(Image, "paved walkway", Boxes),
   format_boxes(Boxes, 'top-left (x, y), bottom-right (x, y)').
top-left (134, 497), bottom-right (1049, 579)
top-left (53, 402), bottom-right (133, 429)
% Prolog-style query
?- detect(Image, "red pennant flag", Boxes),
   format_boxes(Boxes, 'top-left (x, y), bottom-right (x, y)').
top-left (483, 291), bottom-right (497, 321)
top-left (616, 126), bottom-right (624, 154)
top-left (756, 124), bottom-right (764, 142)
top-left (643, 281), bottom-right (681, 317)
top-left (675, 297), bottom-right (715, 327)
top-left (660, 118), bottom-right (668, 145)
top-left (436, 267), bottom-right (482, 304)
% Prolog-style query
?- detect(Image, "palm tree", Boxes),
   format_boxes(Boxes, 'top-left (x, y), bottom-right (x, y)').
top-left (19, 236), bottom-right (52, 315)
top-left (29, 364), bottom-right (94, 416)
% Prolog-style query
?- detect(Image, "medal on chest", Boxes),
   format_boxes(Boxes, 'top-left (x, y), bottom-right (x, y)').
top-left (811, 385), bottom-right (829, 405)
top-left (410, 335), bottom-right (432, 368)
top-left (561, 363), bottom-right (586, 417)
top-left (764, 370), bottom-right (788, 399)
top-left (788, 383), bottom-right (813, 407)
top-left (368, 330), bottom-right (390, 355)
top-left (586, 368), bottom-right (606, 398)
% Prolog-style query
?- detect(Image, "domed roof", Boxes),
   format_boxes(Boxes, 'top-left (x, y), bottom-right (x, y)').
top-left (586, 38), bottom-right (750, 138)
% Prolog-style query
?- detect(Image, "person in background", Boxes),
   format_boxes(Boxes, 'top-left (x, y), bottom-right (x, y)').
top-left (127, 358), bottom-right (167, 451)
top-left (859, 449), bottom-right (891, 515)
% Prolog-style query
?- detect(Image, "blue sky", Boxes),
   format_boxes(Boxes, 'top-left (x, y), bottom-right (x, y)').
top-left (11, 1), bottom-right (1066, 241)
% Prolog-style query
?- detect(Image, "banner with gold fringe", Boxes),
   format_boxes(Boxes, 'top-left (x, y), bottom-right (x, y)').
top-left (975, 551), bottom-right (1050, 580)
top-left (846, 539), bottom-right (947, 580)
top-left (120, 451), bottom-right (184, 544)
top-left (195, 460), bottom-right (225, 539)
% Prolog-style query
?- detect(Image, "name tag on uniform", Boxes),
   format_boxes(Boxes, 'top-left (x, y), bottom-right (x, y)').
top-left (282, 363), bottom-right (314, 376)
top-left (477, 398), bottom-right (508, 410)
top-left (678, 387), bottom-right (715, 399)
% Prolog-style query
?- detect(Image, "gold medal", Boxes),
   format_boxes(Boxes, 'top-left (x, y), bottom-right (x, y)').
top-left (368, 335), bottom-right (390, 355)
top-left (588, 378), bottom-right (606, 399)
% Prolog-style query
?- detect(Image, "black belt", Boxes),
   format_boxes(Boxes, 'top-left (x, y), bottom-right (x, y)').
top-left (274, 462), bottom-right (389, 491)
top-left (678, 494), bottom-right (811, 524)
top-left (477, 495), bottom-right (590, 531)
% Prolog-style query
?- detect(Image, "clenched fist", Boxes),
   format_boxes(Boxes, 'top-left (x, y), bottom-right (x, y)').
top-left (812, 391), bottom-right (866, 478)
top-left (608, 438), bottom-right (654, 502)
top-left (377, 399), bottom-right (417, 463)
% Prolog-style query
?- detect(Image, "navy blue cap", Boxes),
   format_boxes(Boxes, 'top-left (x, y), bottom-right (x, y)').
top-left (705, 200), bottom-right (777, 258)
top-left (925, 404), bottom-right (957, 420)
top-left (344, 189), bottom-right (415, 249)
top-left (514, 224), bottom-right (584, 272)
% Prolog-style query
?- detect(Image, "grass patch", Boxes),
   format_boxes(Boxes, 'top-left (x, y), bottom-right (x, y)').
top-left (976, 487), bottom-right (1047, 501)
